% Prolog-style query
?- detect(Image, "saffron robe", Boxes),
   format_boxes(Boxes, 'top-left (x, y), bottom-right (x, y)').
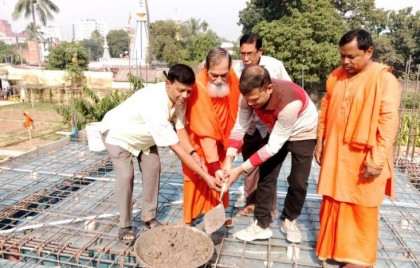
top-left (182, 68), bottom-right (240, 224)
top-left (316, 63), bottom-right (401, 265)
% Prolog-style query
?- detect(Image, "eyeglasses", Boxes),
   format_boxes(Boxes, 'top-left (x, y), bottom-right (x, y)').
top-left (240, 50), bottom-right (259, 58)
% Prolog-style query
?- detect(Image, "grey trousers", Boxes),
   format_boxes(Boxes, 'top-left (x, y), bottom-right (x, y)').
top-left (102, 133), bottom-right (161, 228)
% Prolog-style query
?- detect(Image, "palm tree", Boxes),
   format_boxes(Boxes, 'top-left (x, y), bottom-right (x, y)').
top-left (12, 0), bottom-right (60, 68)
top-left (186, 18), bottom-right (209, 35)
top-left (25, 22), bottom-right (43, 41)
top-left (55, 75), bottom-right (144, 129)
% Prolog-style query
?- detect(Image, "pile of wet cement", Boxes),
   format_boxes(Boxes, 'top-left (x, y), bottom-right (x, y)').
top-left (135, 225), bottom-right (214, 268)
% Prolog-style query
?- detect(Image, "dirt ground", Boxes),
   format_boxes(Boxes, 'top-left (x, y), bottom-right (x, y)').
top-left (0, 101), bottom-right (65, 154)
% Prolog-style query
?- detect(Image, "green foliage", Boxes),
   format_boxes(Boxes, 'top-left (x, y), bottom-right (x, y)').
top-left (79, 30), bottom-right (104, 61)
top-left (188, 31), bottom-right (220, 62)
top-left (402, 90), bottom-right (420, 110)
top-left (127, 73), bottom-right (145, 91)
top-left (25, 22), bottom-right (42, 41)
top-left (106, 30), bottom-right (130, 58)
top-left (238, 0), bottom-right (298, 33)
top-left (397, 113), bottom-right (420, 147)
top-left (254, 0), bottom-right (345, 84)
top-left (55, 87), bottom-right (126, 129)
top-left (150, 20), bottom-right (190, 66)
top-left (0, 41), bottom-right (21, 64)
top-left (388, 8), bottom-right (420, 79)
top-left (64, 54), bottom-right (86, 87)
top-left (54, 76), bottom-right (144, 129)
top-left (237, 0), bottom-right (420, 83)
top-left (150, 19), bottom-right (221, 66)
top-left (12, 0), bottom-right (60, 26)
top-left (372, 35), bottom-right (403, 69)
top-left (45, 42), bottom-right (89, 70)
top-left (333, 0), bottom-right (389, 35)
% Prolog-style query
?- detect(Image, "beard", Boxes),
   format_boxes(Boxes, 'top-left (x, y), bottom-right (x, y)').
top-left (207, 81), bottom-right (230, 98)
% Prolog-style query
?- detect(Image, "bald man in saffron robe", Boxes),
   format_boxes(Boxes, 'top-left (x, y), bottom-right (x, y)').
top-left (181, 47), bottom-right (240, 225)
top-left (315, 29), bottom-right (401, 267)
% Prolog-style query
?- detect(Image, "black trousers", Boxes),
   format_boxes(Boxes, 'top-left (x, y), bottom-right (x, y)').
top-left (254, 139), bottom-right (316, 228)
top-left (241, 129), bottom-right (269, 205)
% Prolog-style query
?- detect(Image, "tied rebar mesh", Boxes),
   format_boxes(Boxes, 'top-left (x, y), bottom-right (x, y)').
top-left (0, 123), bottom-right (419, 266)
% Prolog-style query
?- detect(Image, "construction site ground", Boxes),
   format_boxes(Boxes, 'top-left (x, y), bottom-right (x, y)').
top-left (0, 102), bottom-right (419, 267)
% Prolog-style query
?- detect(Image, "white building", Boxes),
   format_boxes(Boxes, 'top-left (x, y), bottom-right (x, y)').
top-left (39, 25), bottom-right (62, 41)
top-left (72, 19), bottom-right (108, 41)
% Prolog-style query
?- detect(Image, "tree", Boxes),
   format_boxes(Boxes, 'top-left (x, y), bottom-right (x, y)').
top-left (254, 0), bottom-right (345, 91)
top-left (238, 0), bottom-right (302, 34)
top-left (372, 35), bottom-right (402, 74)
top-left (237, 0), bottom-right (420, 84)
top-left (184, 18), bottom-right (220, 63)
top-left (0, 41), bottom-right (21, 64)
top-left (45, 42), bottom-right (89, 70)
top-left (149, 19), bottom-right (221, 66)
top-left (54, 76), bottom-right (143, 129)
top-left (79, 30), bottom-right (104, 61)
top-left (106, 29), bottom-right (130, 58)
top-left (185, 18), bottom-right (209, 35)
top-left (388, 8), bottom-right (419, 78)
top-left (333, 0), bottom-right (389, 36)
top-left (12, 0), bottom-right (60, 68)
top-left (55, 87), bottom-right (126, 129)
top-left (188, 31), bottom-right (220, 62)
top-left (25, 22), bottom-right (42, 41)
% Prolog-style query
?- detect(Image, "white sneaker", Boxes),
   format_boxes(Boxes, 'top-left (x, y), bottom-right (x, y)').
top-left (234, 220), bottom-right (273, 242)
top-left (280, 219), bottom-right (301, 243)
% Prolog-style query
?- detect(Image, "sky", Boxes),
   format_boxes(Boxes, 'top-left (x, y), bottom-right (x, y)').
top-left (0, 0), bottom-right (419, 42)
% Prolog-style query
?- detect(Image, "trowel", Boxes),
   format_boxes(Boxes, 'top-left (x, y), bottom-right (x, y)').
top-left (203, 183), bottom-right (227, 234)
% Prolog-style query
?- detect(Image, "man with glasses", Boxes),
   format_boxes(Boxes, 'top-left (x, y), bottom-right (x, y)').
top-left (232, 33), bottom-right (292, 220)
top-left (223, 65), bottom-right (318, 243)
top-left (182, 47), bottom-right (240, 226)
top-left (234, 33), bottom-right (291, 81)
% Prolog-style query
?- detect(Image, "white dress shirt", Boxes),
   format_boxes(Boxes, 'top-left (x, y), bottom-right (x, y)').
top-left (100, 82), bottom-right (184, 156)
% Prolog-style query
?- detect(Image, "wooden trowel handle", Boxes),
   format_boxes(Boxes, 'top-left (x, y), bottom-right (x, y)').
top-left (219, 183), bottom-right (227, 202)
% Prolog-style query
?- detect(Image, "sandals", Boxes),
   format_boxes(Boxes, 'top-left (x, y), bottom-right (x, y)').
top-left (235, 204), bottom-right (255, 217)
top-left (225, 217), bottom-right (234, 227)
top-left (118, 226), bottom-right (138, 243)
top-left (142, 218), bottom-right (163, 229)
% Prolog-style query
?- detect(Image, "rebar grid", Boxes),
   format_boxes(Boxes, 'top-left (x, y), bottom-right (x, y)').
top-left (0, 141), bottom-right (418, 267)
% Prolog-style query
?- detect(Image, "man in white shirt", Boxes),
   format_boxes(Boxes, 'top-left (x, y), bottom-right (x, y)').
top-left (232, 33), bottom-right (292, 218)
top-left (100, 64), bottom-right (221, 243)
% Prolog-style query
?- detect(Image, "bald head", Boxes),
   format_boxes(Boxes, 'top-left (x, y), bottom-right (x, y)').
top-left (239, 65), bottom-right (272, 95)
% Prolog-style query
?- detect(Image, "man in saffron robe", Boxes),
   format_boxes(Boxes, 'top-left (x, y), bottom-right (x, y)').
top-left (182, 47), bottom-right (240, 225)
top-left (315, 29), bottom-right (401, 267)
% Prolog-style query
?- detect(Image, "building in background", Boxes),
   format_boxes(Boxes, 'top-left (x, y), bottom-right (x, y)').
top-left (0, 19), bottom-right (26, 45)
top-left (39, 25), bottom-right (62, 42)
top-left (72, 19), bottom-right (108, 41)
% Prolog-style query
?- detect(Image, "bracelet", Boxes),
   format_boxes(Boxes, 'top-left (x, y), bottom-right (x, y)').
top-left (189, 149), bottom-right (197, 156)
